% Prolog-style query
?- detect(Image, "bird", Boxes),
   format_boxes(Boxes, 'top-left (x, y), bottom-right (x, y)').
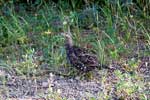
top-left (61, 32), bottom-right (109, 73)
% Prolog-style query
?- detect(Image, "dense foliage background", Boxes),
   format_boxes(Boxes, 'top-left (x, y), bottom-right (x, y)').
top-left (0, 0), bottom-right (149, 99)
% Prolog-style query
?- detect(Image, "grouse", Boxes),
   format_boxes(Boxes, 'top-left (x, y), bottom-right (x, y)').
top-left (61, 32), bottom-right (108, 73)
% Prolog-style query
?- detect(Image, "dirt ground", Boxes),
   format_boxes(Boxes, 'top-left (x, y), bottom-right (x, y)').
top-left (0, 43), bottom-right (149, 100)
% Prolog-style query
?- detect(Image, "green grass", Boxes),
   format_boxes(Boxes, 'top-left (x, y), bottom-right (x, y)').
top-left (0, 0), bottom-right (149, 99)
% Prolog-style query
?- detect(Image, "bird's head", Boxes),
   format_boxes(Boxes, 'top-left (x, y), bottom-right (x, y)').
top-left (61, 32), bottom-right (73, 46)
top-left (61, 32), bottom-right (71, 38)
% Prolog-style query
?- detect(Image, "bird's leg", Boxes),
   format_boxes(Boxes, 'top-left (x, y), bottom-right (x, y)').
top-left (71, 70), bottom-right (93, 80)
top-left (64, 66), bottom-right (79, 78)
top-left (80, 71), bottom-right (94, 80)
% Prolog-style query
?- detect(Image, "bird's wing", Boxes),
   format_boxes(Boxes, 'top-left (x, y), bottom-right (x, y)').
top-left (73, 46), bottom-right (90, 56)
top-left (68, 52), bottom-right (89, 72)
top-left (73, 46), bottom-right (99, 67)
top-left (79, 54), bottom-right (99, 67)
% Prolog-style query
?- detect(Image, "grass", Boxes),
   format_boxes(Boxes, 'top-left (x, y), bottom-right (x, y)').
top-left (0, 0), bottom-right (149, 99)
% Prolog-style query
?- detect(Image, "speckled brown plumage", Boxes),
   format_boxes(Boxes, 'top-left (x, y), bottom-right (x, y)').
top-left (61, 32), bottom-right (108, 73)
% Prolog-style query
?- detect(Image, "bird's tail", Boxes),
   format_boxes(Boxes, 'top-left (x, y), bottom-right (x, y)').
top-left (97, 64), bottom-right (110, 70)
